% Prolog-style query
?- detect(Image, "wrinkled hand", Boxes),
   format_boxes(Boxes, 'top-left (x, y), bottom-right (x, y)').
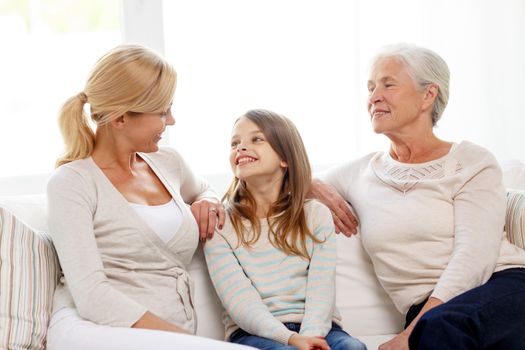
top-left (378, 332), bottom-right (409, 350)
top-left (190, 199), bottom-right (225, 241)
top-left (288, 334), bottom-right (330, 350)
top-left (309, 179), bottom-right (358, 236)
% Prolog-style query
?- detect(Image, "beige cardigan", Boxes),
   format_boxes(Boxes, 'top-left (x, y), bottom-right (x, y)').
top-left (47, 148), bottom-right (217, 332)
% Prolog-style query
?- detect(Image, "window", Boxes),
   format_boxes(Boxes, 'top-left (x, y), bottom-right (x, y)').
top-left (0, 0), bottom-right (121, 177)
top-left (163, 0), bottom-right (362, 174)
top-left (162, 0), bottom-right (525, 175)
top-left (2, 0), bottom-right (524, 178)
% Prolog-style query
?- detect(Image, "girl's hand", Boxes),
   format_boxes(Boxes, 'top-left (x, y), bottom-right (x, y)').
top-left (190, 199), bottom-right (225, 241)
top-left (378, 331), bottom-right (409, 350)
top-left (309, 179), bottom-right (358, 236)
top-left (288, 334), bottom-right (330, 350)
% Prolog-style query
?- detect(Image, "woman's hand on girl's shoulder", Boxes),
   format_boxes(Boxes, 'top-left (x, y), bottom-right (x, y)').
top-left (190, 199), bottom-right (225, 241)
top-left (288, 333), bottom-right (330, 350)
top-left (309, 179), bottom-right (359, 237)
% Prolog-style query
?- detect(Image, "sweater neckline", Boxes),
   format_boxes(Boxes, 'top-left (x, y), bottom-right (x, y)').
top-left (384, 142), bottom-right (459, 168)
top-left (371, 142), bottom-right (463, 194)
top-left (85, 155), bottom-right (194, 268)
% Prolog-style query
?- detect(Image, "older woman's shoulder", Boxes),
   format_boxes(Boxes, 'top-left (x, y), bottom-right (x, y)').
top-left (454, 141), bottom-right (499, 165)
top-left (456, 140), bottom-right (492, 153)
top-left (319, 151), bottom-right (382, 187)
top-left (323, 151), bottom-right (381, 174)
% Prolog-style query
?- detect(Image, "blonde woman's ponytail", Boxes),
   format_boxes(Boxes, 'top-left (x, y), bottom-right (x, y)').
top-left (55, 92), bottom-right (95, 167)
top-left (55, 44), bottom-right (177, 167)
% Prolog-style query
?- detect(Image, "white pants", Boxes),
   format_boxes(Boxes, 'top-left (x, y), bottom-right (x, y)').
top-left (47, 308), bottom-right (255, 350)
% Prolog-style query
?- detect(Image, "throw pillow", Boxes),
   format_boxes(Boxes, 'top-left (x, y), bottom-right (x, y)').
top-left (0, 207), bottom-right (60, 350)
top-left (506, 190), bottom-right (525, 250)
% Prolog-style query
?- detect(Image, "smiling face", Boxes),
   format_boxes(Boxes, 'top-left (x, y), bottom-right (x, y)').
top-left (122, 106), bottom-right (175, 153)
top-left (367, 58), bottom-right (431, 136)
top-left (229, 117), bottom-right (287, 184)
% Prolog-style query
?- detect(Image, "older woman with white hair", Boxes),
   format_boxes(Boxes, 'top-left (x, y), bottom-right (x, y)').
top-left (311, 44), bottom-right (525, 349)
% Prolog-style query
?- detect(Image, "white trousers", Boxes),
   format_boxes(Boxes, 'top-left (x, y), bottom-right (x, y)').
top-left (46, 308), bottom-right (255, 350)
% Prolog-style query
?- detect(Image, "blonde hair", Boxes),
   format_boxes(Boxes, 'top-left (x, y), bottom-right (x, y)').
top-left (56, 44), bottom-right (177, 167)
top-left (224, 109), bottom-right (321, 259)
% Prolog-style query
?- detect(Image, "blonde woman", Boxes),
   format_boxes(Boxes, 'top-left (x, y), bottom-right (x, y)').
top-left (46, 44), bottom-right (253, 350)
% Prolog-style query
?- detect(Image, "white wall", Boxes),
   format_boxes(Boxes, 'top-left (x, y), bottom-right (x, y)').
top-left (1, 0), bottom-right (524, 182)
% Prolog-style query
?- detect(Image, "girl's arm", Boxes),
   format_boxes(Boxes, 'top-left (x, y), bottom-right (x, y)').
top-left (300, 202), bottom-right (338, 337)
top-left (204, 231), bottom-right (296, 345)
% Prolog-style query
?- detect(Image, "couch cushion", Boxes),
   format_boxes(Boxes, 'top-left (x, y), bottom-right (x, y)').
top-left (506, 190), bottom-right (525, 249)
top-left (335, 235), bottom-right (404, 336)
top-left (188, 245), bottom-right (225, 340)
top-left (0, 195), bottom-right (48, 232)
top-left (0, 208), bottom-right (60, 350)
top-left (502, 160), bottom-right (525, 191)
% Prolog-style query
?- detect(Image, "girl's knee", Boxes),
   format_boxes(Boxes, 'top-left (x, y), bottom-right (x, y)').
top-left (331, 337), bottom-right (368, 350)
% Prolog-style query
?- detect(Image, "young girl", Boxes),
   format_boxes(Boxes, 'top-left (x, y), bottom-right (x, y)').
top-left (204, 110), bottom-right (367, 350)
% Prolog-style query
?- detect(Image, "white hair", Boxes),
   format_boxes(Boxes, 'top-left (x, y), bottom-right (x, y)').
top-left (372, 43), bottom-right (450, 126)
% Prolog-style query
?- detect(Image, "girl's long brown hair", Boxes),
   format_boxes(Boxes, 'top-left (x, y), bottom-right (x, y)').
top-left (224, 109), bottom-right (322, 259)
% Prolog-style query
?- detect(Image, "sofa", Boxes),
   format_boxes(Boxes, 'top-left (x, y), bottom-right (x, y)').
top-left (1, 165), bottom-right (525, 350)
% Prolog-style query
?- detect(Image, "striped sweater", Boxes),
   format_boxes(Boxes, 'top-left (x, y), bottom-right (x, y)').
top-left (204, 200), bottom-right (342, 345)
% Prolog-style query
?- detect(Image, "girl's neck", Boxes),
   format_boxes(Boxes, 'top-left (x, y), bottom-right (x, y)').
top-left (245, 177), bottom-right (283, 218)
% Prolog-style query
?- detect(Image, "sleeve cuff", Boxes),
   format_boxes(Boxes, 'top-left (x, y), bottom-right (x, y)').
top-left (273, 329), bottom-right (297, 345)
top-left (430, 287), bottom-right (455, 304)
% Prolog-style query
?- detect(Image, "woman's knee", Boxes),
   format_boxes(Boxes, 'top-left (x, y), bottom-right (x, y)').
top-left (409, 306), bottom-right (479, 350)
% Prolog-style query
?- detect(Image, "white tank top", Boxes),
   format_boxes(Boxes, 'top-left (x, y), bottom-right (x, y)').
top-left (129, 199), bottom-right (183, 242)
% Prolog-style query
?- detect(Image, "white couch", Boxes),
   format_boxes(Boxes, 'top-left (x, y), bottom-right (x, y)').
top-left (1, 164), bottom-right (524, 349)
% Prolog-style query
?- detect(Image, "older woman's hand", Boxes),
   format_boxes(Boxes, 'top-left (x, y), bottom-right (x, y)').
top-left (310, 179), bottom-right (359, 236)
top-left (378, 332), bottom-right (409, 350)
top-left (190, 198), bottom-right (225, 241)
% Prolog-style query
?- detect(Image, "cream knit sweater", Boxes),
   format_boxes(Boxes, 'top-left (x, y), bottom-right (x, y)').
top-left (323, 141), bottom-right (525, 315)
